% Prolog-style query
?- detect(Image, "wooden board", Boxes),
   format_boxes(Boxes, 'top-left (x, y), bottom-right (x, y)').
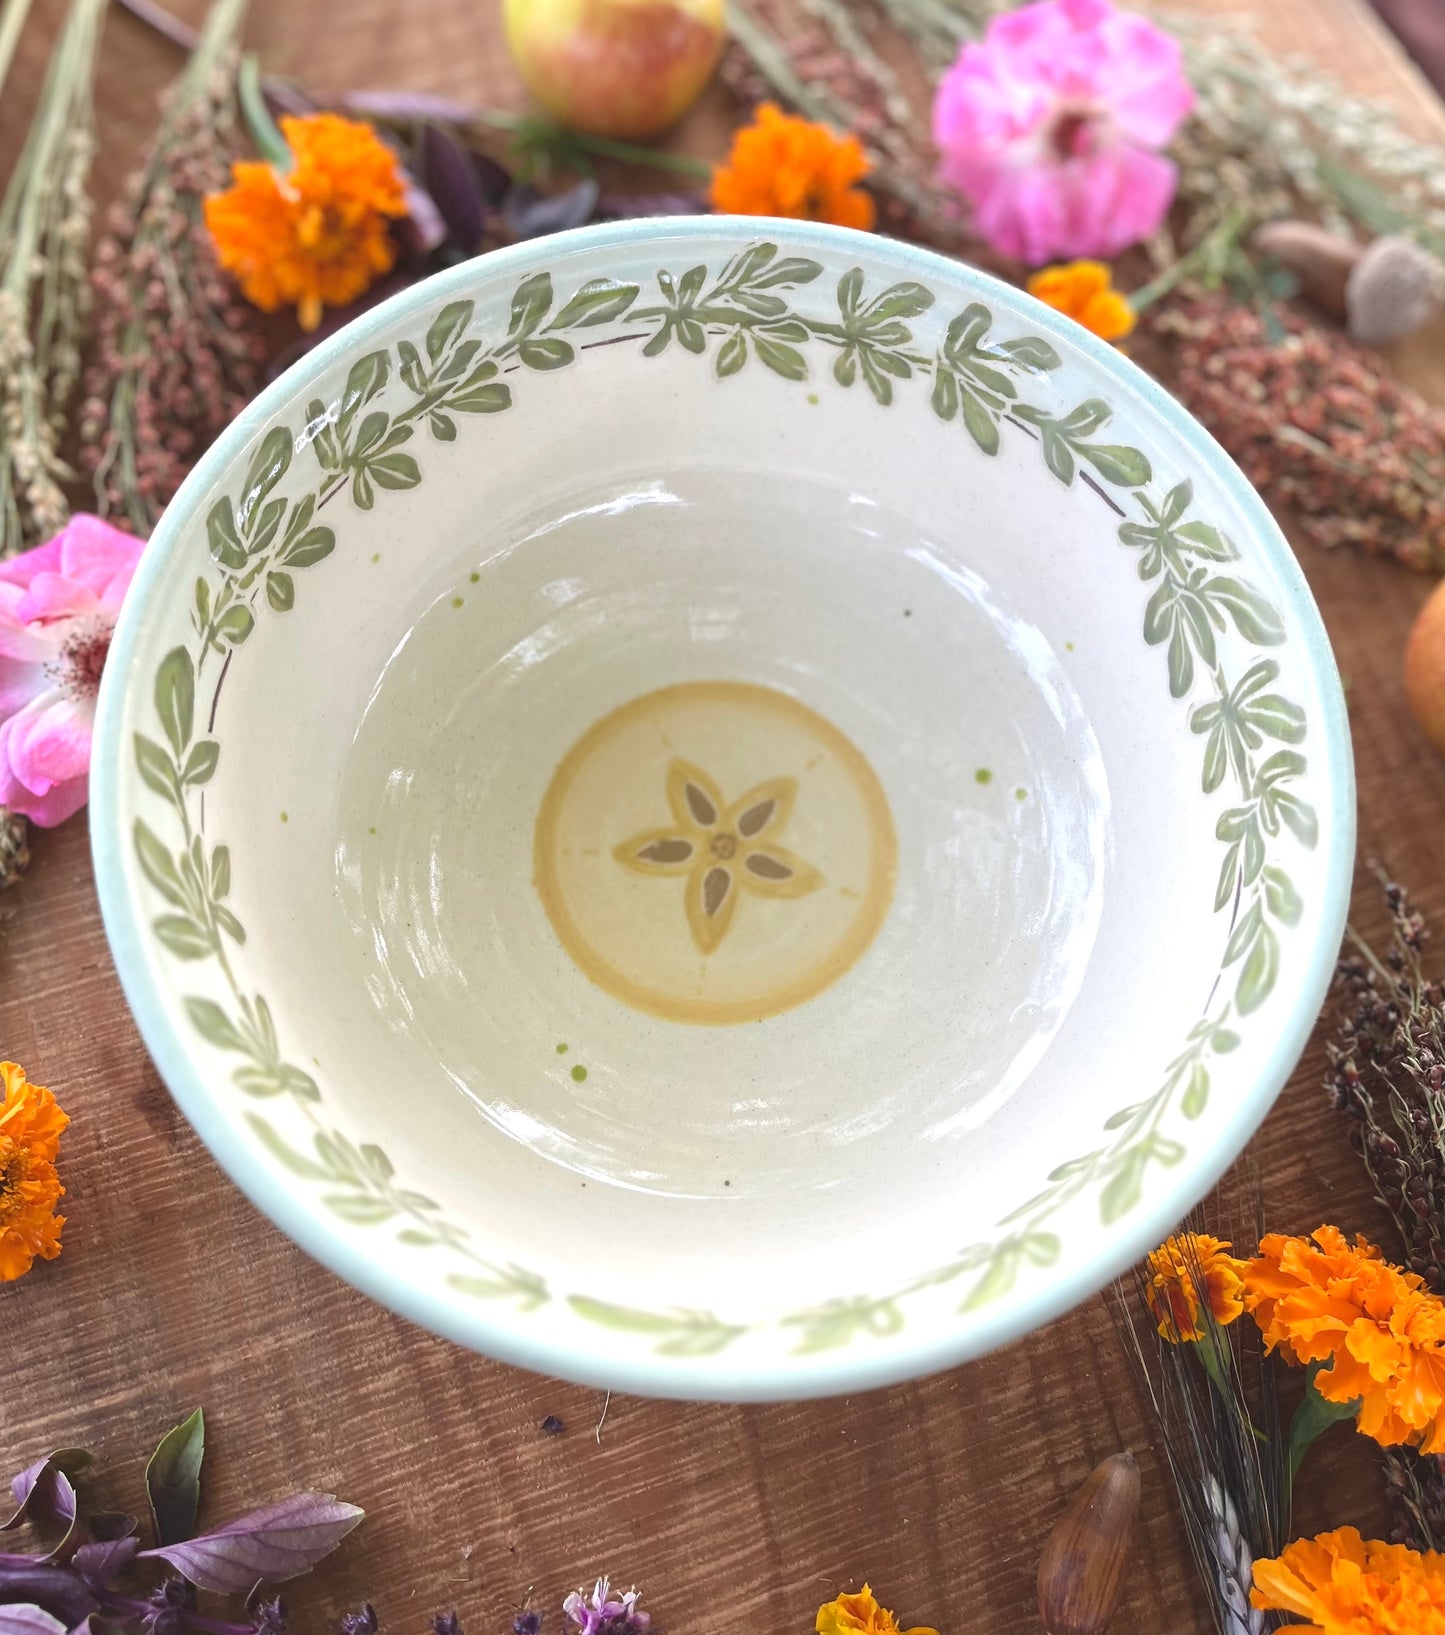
top-left (1, 2), bottom-right (1442, 1630)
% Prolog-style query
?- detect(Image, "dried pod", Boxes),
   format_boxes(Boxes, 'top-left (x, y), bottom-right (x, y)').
top-left (1037, 1452), bottom-right (1141, 1635)
top-left (1252, 220), bottom-right (1361, 317)
top-left (0, 808), bottom-right (29, 891)
top-left (1347, 234), bottom-right (1445, 346)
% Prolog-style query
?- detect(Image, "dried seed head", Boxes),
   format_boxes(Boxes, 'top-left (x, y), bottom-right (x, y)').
top-left (1038, 1453), bottom-right (1141, 1635)
top-left (0, 808), bottom-right (30, 890)
top-left (1347, 234), bottom-right (1445, 346)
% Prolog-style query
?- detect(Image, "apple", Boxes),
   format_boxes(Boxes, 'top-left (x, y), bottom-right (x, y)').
top-left (1405, 578), bottom-right (1445, 754)
top-left (504, 0), bottom-right (726, 142)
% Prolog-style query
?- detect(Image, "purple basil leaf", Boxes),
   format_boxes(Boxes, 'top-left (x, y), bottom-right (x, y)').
top-left (0, 1607), bottom-right (66, 1635)
top-left (595, 191), bottom-right (708, 221)
top-left (144, 1410), bottom-right (204, 1547)
top-left (70, 1539), bottom-right (136, 1594)
top-left (503, 180), bottom-right (599, 241)
top-left (4, 1456), bottom-right (89, 1534)
top-left (67, 1617), bottom-right (117, 1635)
top-left (139, 1493), bottom-right (363, 1594)
top-left (400, 175), bottom-right (448, 258)
top-left (343, 88), bottom-right (483, 126)
top-left (0, 1565), bottom-right (97, 1626)
top-left (471, 151), bottom-right (514, 212)
top-left (421, 124), bottom-right (486, 253)
top-left (83, 1520), bottom-right (133, 1546)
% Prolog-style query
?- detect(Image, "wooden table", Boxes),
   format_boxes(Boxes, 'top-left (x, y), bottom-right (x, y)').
top-left (3, 2), bottom-right (1445, 1630)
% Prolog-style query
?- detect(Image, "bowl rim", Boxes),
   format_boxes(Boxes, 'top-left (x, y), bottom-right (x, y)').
top-left (91, 215), bottom-right (1355, 1400)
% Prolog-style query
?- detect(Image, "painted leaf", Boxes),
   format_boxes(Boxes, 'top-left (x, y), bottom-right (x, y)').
top-left (959, 387), bottom-right (1000, 455)
top-left (155, 917), bottom-right (214, 960)
top-left (1209, 577), bottom-right (1287, 645)
top-left (945, 304), bottom-right (992, 358)
top-left (185, 998), bottom-right (245, 1053)
top-left (134, 734), bottom-right (180, 805)
top-left (997, 334), bottom-right (1060, 371)
top-left (836, 266), bottom-right (865, 318)
top-left (517, 336), bottom-right (574, 371)
top-left (425, 299), bottom-right (474, 363)
top-left (1078, 442), bottom-right (1151, 487)
top-left (750, 255), bottom-right (822, 289)
top-left (324, 1195), bottom-right (396, 1225)
top-left (551, 278), bottom-right (640, 328)
top-left (753, 334), bottom-right (807, 380)
top-left (1263, 864), bottom-right (1304, 927)
top-left (140, 1492), bottom-right (363, 1594)
top-left (216, 605), bottom-right (255, 646)
top-left (1100, 1149), bottom-right (1149, 1224)
top-left (206, 498), bottom-right (246, 570)
top-left (930, 366), bottom-right (957, 423)
top-left (508, 271), bottom-right (553, 338)
top-left (336, 353), bottom-right (389, 437)
top-left (396, 339), bottom-right (427, 396)
top-left (864, 280), bottom-right (934, 322)
top-left (1040, 426), bottom-right (1076, 486)
top-left (368, 453), bottom-right (421, 492)
top-left (181, 741), bottom-right (219, 786)
top-left (960, 1245), bottom-right (1021, 1311)
top-left (134, 821), bottom-right (187, 910)
top-left (155, 647), bottom-right (195, 760)
top-left (1182, 1063), bottom-right (1210, 1118)
top-left (145, 1410), bottom-right (204, 1546)
top-left (266, 572), bottom-right (296, 612)
top-left (245, 1116), bottom-right (332, 1181)
top-left (1237, 921), bottom-right (1281, 1014)
top-left (715, 331), bottom-right (747, 379)
top-left (239, 427), bottom-right (293, 524)
top-left (447, 1267), bottom-right (548, 1310)
top-left (281, 527), bottom-right (336, 569)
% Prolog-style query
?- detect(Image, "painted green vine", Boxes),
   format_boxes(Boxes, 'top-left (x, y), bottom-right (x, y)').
top-left (132, 241), bottom-right (1318, 1360)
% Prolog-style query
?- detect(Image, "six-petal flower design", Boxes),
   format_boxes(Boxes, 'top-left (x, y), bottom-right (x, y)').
top-left (614, 759), bottom-right (825, 954)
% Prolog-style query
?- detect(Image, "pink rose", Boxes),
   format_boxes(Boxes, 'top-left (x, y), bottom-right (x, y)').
top-left (0, 515), bottom-right (147, 826)
top-left (932, 0), bottom-right (1194, 265)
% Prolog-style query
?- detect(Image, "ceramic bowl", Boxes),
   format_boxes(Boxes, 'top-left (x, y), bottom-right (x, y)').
top-left (92, 220), bottom-right (1353, 1399)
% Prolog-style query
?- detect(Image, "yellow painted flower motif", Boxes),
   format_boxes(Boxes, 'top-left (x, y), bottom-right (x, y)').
top-left (1026, 260), bottom-right (1136, 342)
top-left (614, 759), bottom-right (824, 955)
top-left (816, 1584), bottom-right (938, 1635)
top-left (1145, 1232), bottom-right (1248, 1343)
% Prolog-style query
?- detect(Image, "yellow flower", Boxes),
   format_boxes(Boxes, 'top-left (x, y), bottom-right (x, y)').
top-left (1245, 1226), bottom-right (1445, 1453)
top-left (816, 1585), bottom-right (937, 1635)
top-left (1144, 1232), bottom-right (1247, 1343)
top-left (711, 103), bottom-right (876, 229)
top-left (1251, 1527), bottom-right (1445, 1632)
top-left (1026, 261), bottom-right (1136, 342)
top-left (0, 1061), bottom-right (68, 1281)
top-left (205, 113), bottom-right (407, 332)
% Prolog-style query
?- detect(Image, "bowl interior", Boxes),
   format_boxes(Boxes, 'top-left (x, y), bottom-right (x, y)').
top-left (95, 222), bottom-right (1352, 1396)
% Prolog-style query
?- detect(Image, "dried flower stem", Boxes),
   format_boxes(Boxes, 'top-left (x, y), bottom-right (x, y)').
top-left (0, 0), bottom-right (105, 557)
top-left (80, 0), bottom-right (265, 530)
top-left (1326, 878), bottom-right (1445, 1551)
top-left (0, 0), bottom-right (37, 97)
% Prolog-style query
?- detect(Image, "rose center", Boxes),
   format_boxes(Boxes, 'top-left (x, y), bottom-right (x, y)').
top-left (709, 832), bottom-right (737, 860)
top-left (1047, 106), bottom-right (1100, 161)
top-left (59, 621), bottom-right (114, 700)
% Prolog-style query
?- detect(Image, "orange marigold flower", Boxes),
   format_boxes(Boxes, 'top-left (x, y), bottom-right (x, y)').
top-left (1251, 1526), bottom-right (1445, 1632)
top-left (1245, 1226), bottom-right (1445, 1452)
top-left (816, 1585), bottom-right (937, 1635)
top-left (1026, 260), bottom-right (1136, 342)
top-left (205, 113), bottom-right (406, 332)
top-left (711, 103), bottom-right (876, 230)
top-left (0, 1061), bottom-right (68, 1281)
top-left (1145, 1232), bottom-right (1247, 1343)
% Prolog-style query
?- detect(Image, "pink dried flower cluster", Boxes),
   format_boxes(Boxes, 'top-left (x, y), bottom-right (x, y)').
top-left (79, 76), bottom-right (265, 531)
top-left (1160, 296), bottom-right (1445, 573)
top-left (932, 0), bottom-right (1193, 264)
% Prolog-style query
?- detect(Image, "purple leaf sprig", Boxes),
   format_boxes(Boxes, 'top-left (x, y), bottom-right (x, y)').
top-left (0, 1411), bottom-right (362, 1635)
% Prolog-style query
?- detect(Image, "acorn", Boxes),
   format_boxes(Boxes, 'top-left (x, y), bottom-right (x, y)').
top-left (1037, 1452), bottom-right (1141, 1635)
top-left (1251, 220), bottom-right (1444, 344)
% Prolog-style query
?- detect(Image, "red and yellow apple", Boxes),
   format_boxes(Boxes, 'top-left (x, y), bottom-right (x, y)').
top-left (1405, 578), bottom-right (1445, 754)
top-left (504, 0), bottom-right (726, 141)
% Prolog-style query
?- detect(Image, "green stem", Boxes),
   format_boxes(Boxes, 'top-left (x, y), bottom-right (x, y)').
top-left (1285, 1365), bottom-right (1360, 1491)
top-left (238, 49), bottom-right (291, 169)
top-left (0, 0), bottom-right (36, 100)
top-left (1129, 205), bottom-right (1251, 315)
top-left (475, 110), bottom-right (712, 179)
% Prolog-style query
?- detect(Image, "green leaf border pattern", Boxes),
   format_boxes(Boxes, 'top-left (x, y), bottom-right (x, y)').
top-left (132, 243), bottom-right (1316, 1360)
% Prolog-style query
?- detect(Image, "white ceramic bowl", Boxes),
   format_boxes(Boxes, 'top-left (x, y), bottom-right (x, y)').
top-left (93, 220), bottom-right (1353, 1399)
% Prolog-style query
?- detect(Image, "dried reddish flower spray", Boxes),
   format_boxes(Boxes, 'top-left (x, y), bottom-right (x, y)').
top-left (1158, 296), bottom-right (1445, 572)
top-left (80, 0), bottom-right (264, 532)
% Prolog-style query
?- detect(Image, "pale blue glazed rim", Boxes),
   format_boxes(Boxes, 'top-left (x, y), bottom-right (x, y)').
top-left (91, 217), bottom-right (1356, 1400)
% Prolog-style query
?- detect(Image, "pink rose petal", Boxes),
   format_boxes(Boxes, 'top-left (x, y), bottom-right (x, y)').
top-left (10, 694), bottom-right (94, 788)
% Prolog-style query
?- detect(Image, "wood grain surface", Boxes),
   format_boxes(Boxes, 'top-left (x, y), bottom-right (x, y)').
top-left (2, 3), bottom-right (1443, 1631)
